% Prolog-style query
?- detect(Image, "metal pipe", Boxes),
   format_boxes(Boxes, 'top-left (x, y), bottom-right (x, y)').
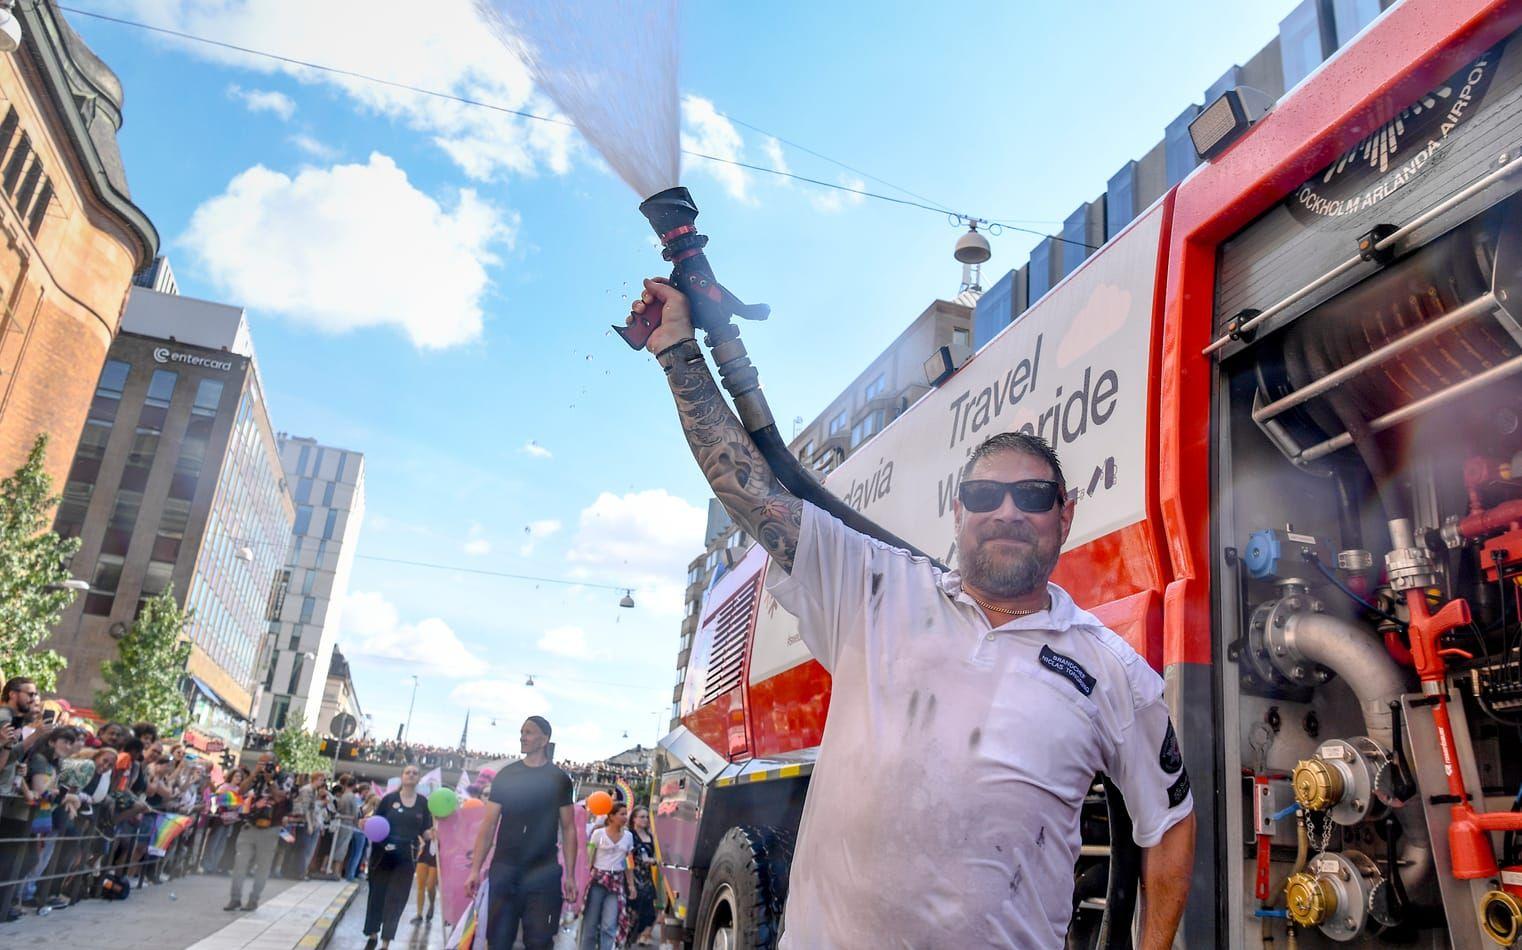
top-left (1204, 155), bottom-right (1522, 356)
top-left (1251, 293), bottom-right (1498, 423)
top-left (1280, 611), bottom-right (1431, 890)
top-left (1298, 353), bottom-right (1522, 462)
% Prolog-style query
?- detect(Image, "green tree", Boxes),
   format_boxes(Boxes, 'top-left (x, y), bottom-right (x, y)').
top-left (272, 710), bottom-right (326, 774)
top-left (95, 588), bottom-right (193, 729)
top-left (0, 434), bottom-right (81, 689)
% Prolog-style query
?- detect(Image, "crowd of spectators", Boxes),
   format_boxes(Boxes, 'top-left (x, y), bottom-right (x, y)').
top-left (0, 676), bottom-right (388, 925)
top-left (243, 730), bottom-right (510, 772)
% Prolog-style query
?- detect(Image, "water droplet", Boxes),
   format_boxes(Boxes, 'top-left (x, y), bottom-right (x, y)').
top-left (585, 354), bottom-right (592, 360)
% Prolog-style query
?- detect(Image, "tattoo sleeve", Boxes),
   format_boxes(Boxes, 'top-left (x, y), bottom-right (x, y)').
top-left (660, 340), bottom-right (802, 572)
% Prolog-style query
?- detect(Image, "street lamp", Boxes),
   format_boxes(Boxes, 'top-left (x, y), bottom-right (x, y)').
top-left (619, 589), bottom-right (635, 608)
top-left (403, 675), bottom-right (420, 744)
top-left (44, 579), bottom-right (91, 593)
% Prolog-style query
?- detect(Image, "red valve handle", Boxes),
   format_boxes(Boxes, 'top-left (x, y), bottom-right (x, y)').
top-left (613, 293), bottom-right (664, 351)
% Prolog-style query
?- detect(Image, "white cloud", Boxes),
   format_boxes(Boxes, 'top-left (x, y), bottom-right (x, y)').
top-left (762, 137), bottom-right (789, 176)
top-left (180, 153), bottom-right (512, 349)
top-left (811, 176), bottom-right (867, 214)
top-left (449, 679), bottom-right (548, 724)
top-left (681, 95), bottom-right (751, 203)
top-left (228, 84), bottom-right (295, 120)
top-left (519, 518), bottom-right (561, 556)
top-left (536, 625), bottom-right (603, 660)
top-left (463, 522), bottom-right (491, 556)
top-left (110, 0), bottom-right (573, 181)
top-left (340, 590), bottom-right (482, 675)
top-left (567, 489), bottom-right (706, 615)
top-left (521, 441), bottom-right (552, 459)
top-left (289, 134), bottom-right (338, 160)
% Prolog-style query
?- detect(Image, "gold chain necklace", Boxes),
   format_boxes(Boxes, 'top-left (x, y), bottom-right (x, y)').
top-left (965, 589), bottom-right (1049, 619)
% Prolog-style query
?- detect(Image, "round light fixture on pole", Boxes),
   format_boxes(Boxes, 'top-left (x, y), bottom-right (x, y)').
top-left (524, 674), bottom-right (536, 687)
top-left (236, 546), bottom-right (254, 563)
top-left (954, 220), bottom-right (992, 265)
top-left (0, 3), bottom-right (22, 54)
top-left (619, 589), bottom-right (635, 609)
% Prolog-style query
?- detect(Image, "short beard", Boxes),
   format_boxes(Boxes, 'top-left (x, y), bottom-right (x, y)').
top-left (960, 536), bottom-right (1060, 598)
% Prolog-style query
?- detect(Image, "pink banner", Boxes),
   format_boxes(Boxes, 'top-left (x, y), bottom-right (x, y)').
top-left (436, 807), bottom-right (493, 930)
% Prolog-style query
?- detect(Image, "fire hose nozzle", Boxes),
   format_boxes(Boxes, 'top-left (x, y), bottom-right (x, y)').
top-left (616, 187), bottom-right (770, 351)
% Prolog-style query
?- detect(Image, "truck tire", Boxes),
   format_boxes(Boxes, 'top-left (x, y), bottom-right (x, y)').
top-left (694, 825), bottom-right (785, 950)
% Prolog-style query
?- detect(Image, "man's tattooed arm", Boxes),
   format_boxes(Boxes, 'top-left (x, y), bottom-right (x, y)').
top-left (659, 339), bottom-right (802, 572)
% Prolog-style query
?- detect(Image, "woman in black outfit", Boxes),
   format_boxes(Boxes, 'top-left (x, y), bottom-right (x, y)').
top-left (362, 765), bottom-right (431, 950)
top-left (626, 806), bottom-right (658, 946)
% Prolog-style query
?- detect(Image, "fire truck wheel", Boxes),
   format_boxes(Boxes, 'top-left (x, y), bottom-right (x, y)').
top-left (695, 826), bottom-right (784, 950)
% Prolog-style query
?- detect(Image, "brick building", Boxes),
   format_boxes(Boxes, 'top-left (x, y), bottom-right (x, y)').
top-left (0, 1), bottom-right (155, 487)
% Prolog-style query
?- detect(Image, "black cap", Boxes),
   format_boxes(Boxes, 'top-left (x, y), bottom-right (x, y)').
top-left (525, 715), bottom-right (552, 739)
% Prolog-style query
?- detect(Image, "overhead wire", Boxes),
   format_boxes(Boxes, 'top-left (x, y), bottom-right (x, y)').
top-left (356, 553), bottom-right (632, 594)
top-left (57, 4), bottom-right (1097, 250)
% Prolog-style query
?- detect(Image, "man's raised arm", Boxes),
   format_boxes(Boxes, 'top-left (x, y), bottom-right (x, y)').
top-left (635, 278), bottom-right (802, 572)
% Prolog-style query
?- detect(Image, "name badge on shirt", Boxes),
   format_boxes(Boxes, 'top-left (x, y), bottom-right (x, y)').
top-left (1039, 644), bottom-right (1095, 697)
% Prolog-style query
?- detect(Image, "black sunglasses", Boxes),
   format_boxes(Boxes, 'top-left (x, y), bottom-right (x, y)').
top-left (958, 478), bottom-right (1065, 514)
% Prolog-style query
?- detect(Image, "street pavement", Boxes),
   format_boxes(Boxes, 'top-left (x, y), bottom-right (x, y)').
top-left (326, 890), bottom-right (583, 949)
top-left (0, 870), bottom-right (302, 949)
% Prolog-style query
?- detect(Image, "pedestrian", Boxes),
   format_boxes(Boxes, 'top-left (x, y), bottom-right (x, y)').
top-left (326, 774), bottom-right (359, 879)
top-left (580, 801), bottom-right (634, 950)
top-left (632, 280), bottom-right (1198, 948)
top-left (345, 789), bottom-right (376, 882)
top-left (202, 767), bottom-right (248, 874)
top-left (0, 676), bottom-right (39, 922)
top-left (624, 807), bottom-right (657, 947)
top-left (465, 717), bottom-right (577, 950)
top-left (293, 771), bottom-right (328, 879)
top-left (225, 752), bottom-right (290, 912)
top-left (360, 763), bottom-right (431, 950)
top-left (18, 726), bottom-right (84, 913)
top-left (410, 826), bottom-right (438, 924)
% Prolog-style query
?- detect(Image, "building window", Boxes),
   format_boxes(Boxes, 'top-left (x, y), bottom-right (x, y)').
top-left (1062, 205), bottom-right (1094, 277)
top-left (1279, 0), bottom-right (1332, 89)
top-left (293, 505), bottom-right (312, 536)
top-left (850, 410), bottom-right (885, 448)
top-left (301, 570), bottom-right (316, 596)
top-left (296, 477), bottom-right (313, 505)
top-left (267, 569), bottom-right (290, 621)
top-left (300, 597), bottom-right (316, 623)
top-left (828, 411), bottom-right (848, 437)
top-left (271, 696), bottom-right (290, 730)
top-left (140, 559), bottom-right (174, 599)
top-left (287, 653), bottom-right (305, 694)
top-left (322, 508), bottom-right (338, 539)
top-left (84, 554), bottom-right (125, 615)
top-left (952, 327), bottom-right (971, 348)
top-left (864, 374), bottom-right (886, 401)
top-left (1164, 105), bottom-right (1201, 187)
top-left (14, 160), bottom-right (41, 215)
top-left (101, 490), bottom-right (143, 557)
top-left (1332, 0), bottom-right (1382, 46)
top-left (2, 132), bottom-right (30, 195)
top-left (800, 439), bottom-right (815, 462)
top-left (26, 180), bottom-right (51, 238)
top-left (1106, 161), bottom-right (1138, 239)
top-left (191, 378), bottom-right (224, 417)
top-left (322, 481), bottom-right (335, 507)
top-left (1029, 238), bottom-right (1053, 302)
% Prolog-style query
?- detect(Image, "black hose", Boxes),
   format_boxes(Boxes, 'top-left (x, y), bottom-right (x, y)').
top-left (1331, 466), bottom-right (1366, 553)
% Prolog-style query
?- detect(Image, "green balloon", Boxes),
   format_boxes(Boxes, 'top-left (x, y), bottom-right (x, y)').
top-left (428, 788), bottom-right (458, 818)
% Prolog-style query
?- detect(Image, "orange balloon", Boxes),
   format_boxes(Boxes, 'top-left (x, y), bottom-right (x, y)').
top-left (462, 798), bottom-right (484, 809)
top-left (587, 791), bottom-right (613, 816)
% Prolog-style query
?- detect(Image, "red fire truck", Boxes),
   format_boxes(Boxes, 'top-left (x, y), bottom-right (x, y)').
top-left (655, 1), bottom-right (1522, 945)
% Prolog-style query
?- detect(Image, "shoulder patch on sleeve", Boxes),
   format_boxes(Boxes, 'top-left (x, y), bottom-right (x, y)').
top-left (1166, 770), bottom-right (1191, 809)
top-left (1160, 720), bottom-right (1183, 774)
top-left (1039, 644), bottom-right (1096, 697)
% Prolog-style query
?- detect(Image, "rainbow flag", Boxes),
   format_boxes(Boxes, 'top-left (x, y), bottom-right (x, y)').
top-left (214, 790), bottom-right (242, 811)
top-left (147, 814), bottom-right (193, 856)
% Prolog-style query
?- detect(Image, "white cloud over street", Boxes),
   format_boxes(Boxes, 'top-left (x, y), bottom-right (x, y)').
top-left (568, 489), bottom-right (705, 615)
top-left (339, 590), bottom-right (482, 675)
top-left (111, 0), bottom-right (574, 181)
top-left (681, 95), bottom-right (752, 203)
top-left (228, 84), bottom-right (295, 120)
top-left (180, 153), bottom-right (511, 348)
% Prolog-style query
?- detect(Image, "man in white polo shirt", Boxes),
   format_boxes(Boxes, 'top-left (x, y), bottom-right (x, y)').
top-left (634, 279), bottom-right (1194, 948)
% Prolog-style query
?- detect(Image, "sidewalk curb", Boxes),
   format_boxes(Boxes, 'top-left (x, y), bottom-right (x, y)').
top-left (296, 881), bottom-right (360, 950)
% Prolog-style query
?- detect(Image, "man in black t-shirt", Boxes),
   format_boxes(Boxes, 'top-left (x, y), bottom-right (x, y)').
top-left (466, 716), bottom-right (576, 950)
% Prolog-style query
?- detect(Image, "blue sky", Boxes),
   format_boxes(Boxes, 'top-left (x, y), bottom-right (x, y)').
top-left (70, 0), bottom-right (1302, 760)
